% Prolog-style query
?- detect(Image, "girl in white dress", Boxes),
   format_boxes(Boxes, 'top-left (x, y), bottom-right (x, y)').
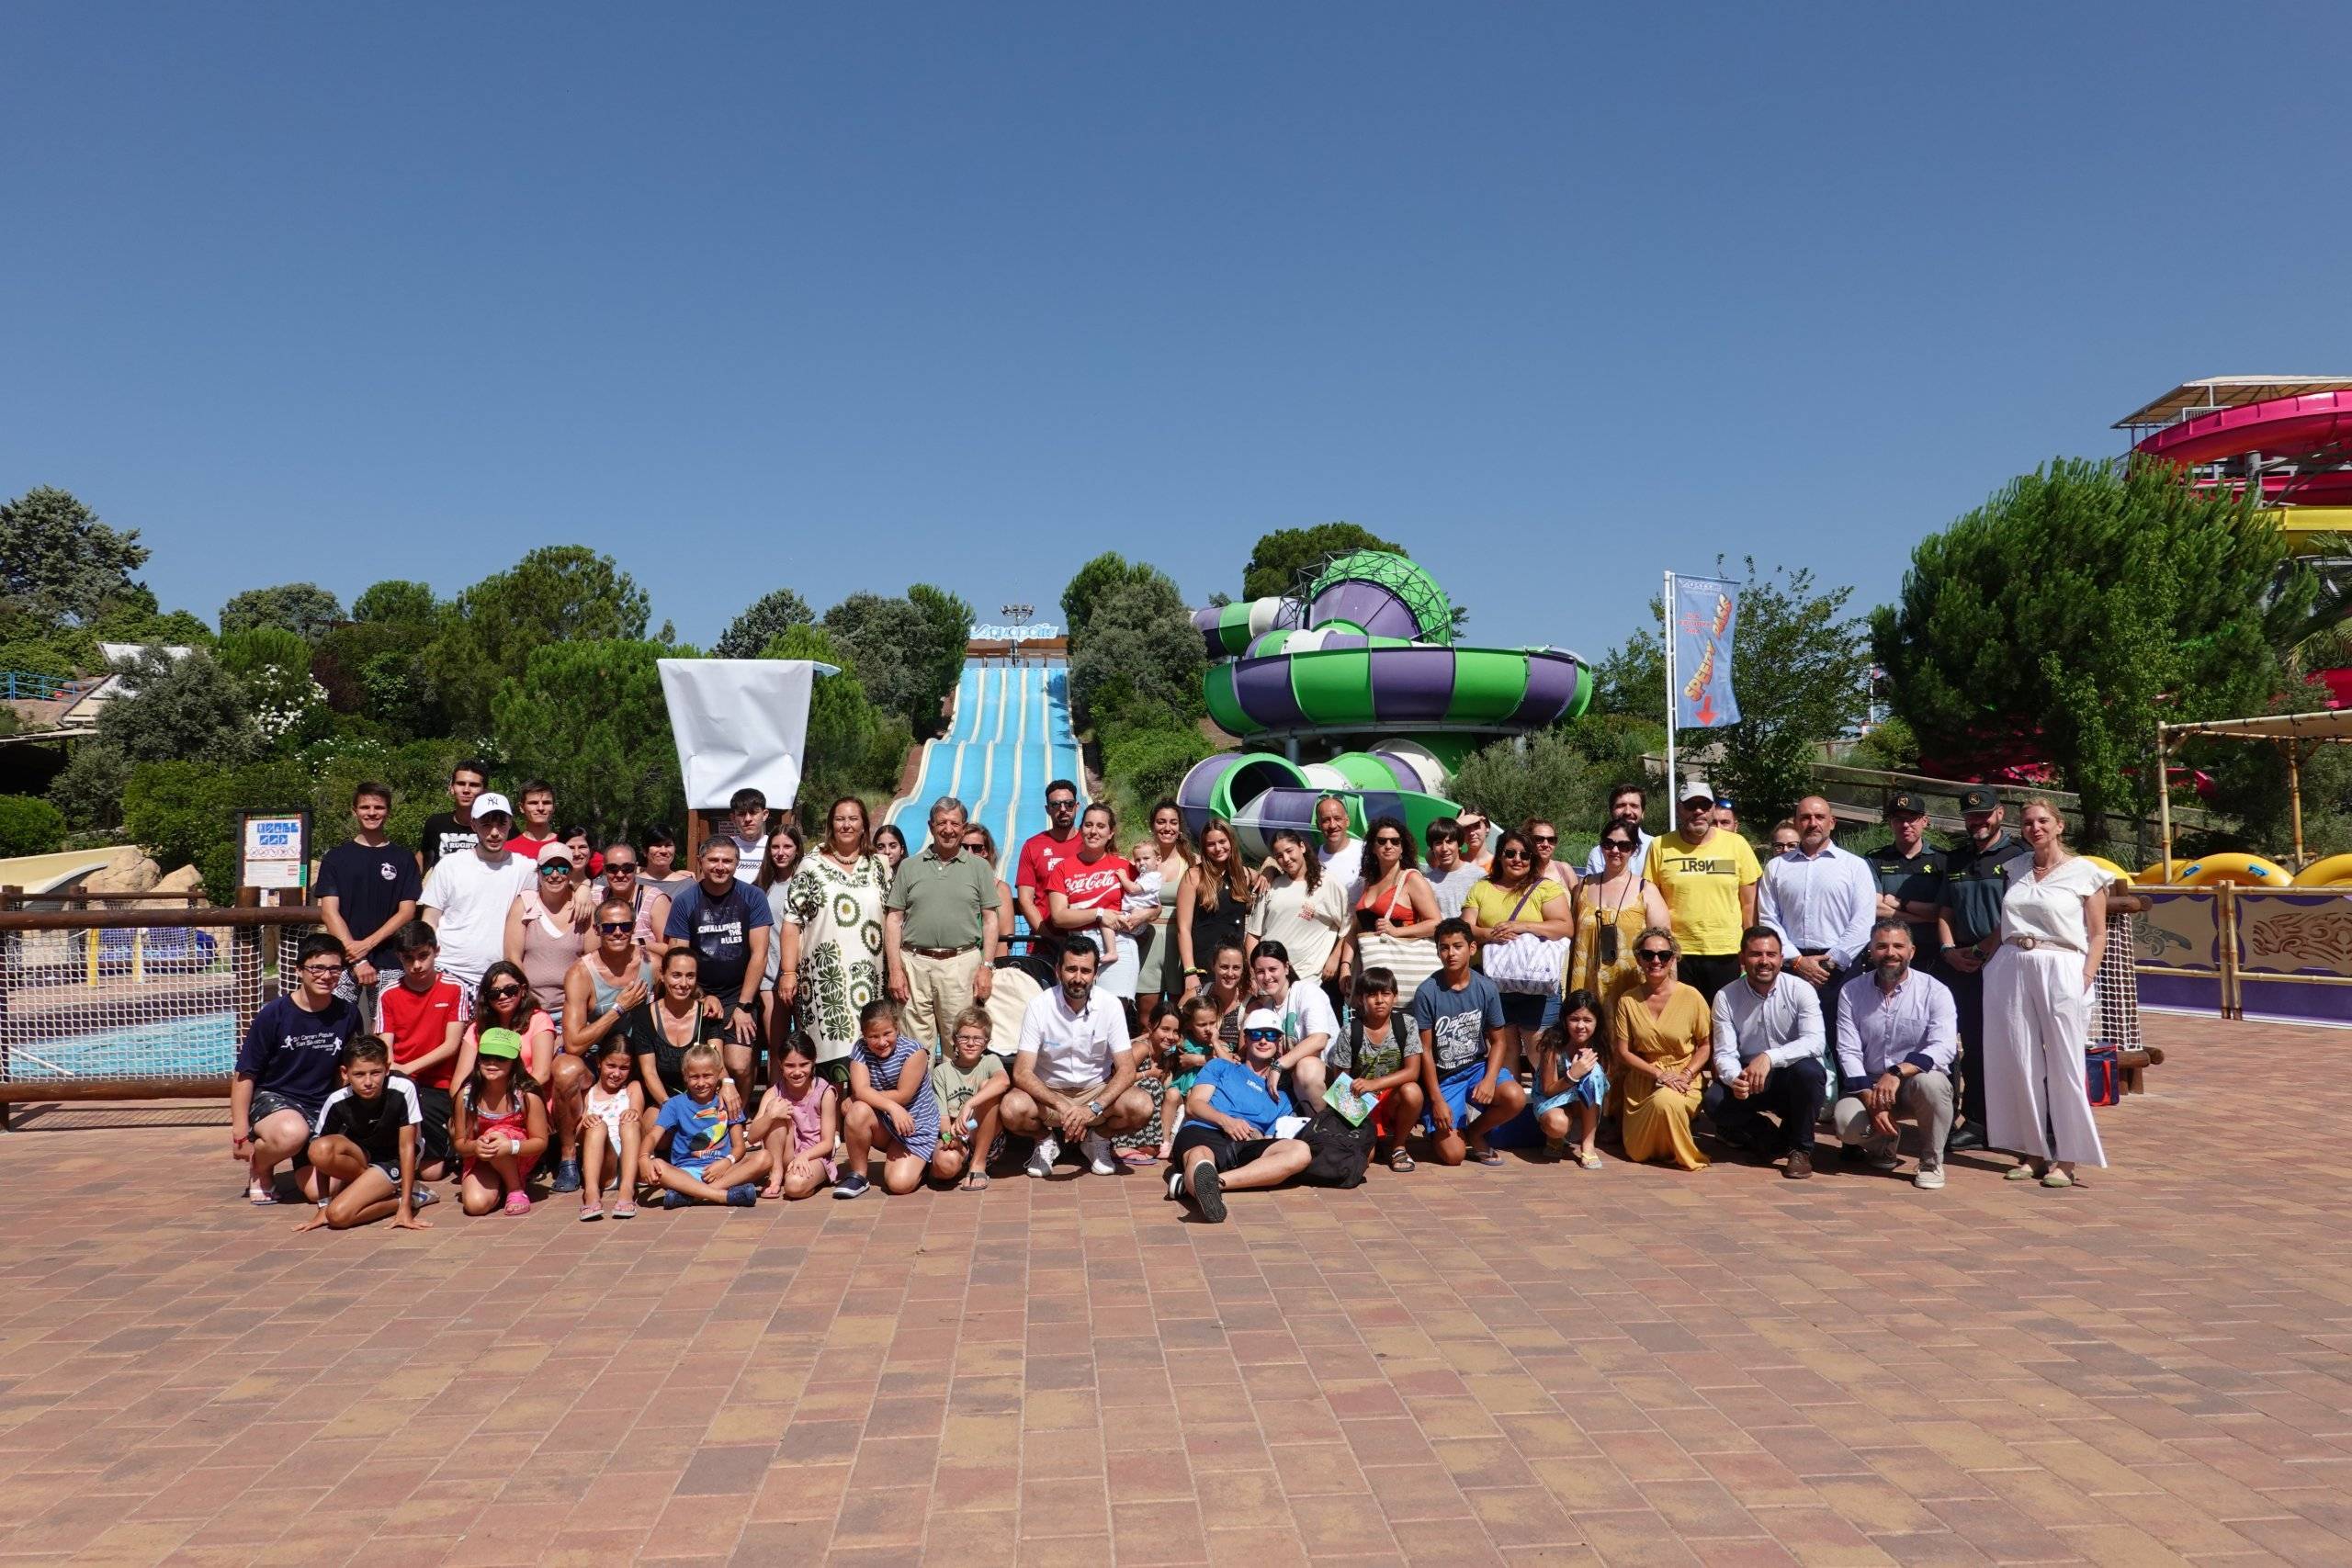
top-left (1984, 799), bottom-right (2110, 1187)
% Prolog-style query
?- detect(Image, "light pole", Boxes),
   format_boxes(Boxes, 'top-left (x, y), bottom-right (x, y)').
top-left (1001, 604), bottom-right (1034, 660)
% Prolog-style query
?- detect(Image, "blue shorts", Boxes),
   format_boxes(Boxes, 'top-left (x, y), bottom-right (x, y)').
top-left (1498, 990), bottom-right (1559, 1032)
top-left (1424, 1062), bottom-right (1518, 1134)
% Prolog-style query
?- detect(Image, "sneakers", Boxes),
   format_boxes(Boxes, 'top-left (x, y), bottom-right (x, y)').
top-left (550, 1158), bottom-right (583, 1194)
top-left (726, 1183), bottom-right (759, 1207)
top-left (1782, 1148), bottom-right (1813, 1180)
top-left (1080, 1133), bottom-right (1116, 1176)
top-left (1026, 1136), bottom-right (1060, 1179)
top-left (1192, 1165), bottom-right (1227, 1224)
top-left (833, 1172), bottom-right (871, 1200)
top-left (1914, 1165), bottom-right (1946, 1190)
top-left (1946, 1123), bottom-right (1988, 1152)
top-left (1867, 1147), bottom-right (1902, 1171)
top-left (662, 1190), bottom-right (692, 1209)
top-left (1164, 1167), bottom-right (1186, 1201)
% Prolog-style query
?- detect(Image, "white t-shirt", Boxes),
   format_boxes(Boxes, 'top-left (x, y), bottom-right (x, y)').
top-left (1425, 862), bottom-right (1487, 919)
top-left (1999, 856), bottom-right (2111, 953)
top-left (418, 850), bottom-right (534, 984)
top-left (1016, 986), bottom-right (1134, 1089)
top-left (1248, 873), bottom-right (1348, 980)
top-left (1255, 977), bottom-right (1339, 1054)
top-left (1318, 836), bottom-right (1364, 907)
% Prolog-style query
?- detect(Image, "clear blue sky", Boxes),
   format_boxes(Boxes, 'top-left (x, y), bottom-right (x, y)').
top-left (6, 5), bottom-right (2346, 660)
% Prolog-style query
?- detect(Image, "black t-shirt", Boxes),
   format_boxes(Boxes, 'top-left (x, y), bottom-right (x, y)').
top-left (1863, 842), bottom-right (1948, 953)
top-left (622, 1002), bottom-right (731, 1094)
top-left (314, 1077), bottom-right (423, 1165)
top-left (419, 811), bottom-right (479, 872)
top-left (318, 840), bottom-right (424, 966)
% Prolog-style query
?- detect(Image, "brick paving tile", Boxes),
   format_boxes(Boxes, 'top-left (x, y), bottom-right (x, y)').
top-left (4, 1013), bottom-right (2351, 1565)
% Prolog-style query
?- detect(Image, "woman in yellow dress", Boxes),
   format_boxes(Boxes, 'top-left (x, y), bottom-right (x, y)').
top-left (1572, 827), bottom-right (1672, 1122)
top-left (1610, 927), bottom-right (1711, 1170)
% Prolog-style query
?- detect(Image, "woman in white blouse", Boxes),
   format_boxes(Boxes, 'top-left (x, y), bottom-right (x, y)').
top-left (1246, 829), bottom-right (1347, 990)
top-left (1984, 798), bottom-right (2109, 1187)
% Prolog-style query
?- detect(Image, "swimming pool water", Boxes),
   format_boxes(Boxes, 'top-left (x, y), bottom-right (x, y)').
top-left (2, 1009), bottom-right (236, 1082)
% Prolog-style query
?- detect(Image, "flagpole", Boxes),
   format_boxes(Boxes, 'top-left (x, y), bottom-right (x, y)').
top-left (1662, 570), bottom-right (1677, 799)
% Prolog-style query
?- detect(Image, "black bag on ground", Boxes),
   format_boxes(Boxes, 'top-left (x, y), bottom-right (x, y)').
top-left (1297, 1106), bottom-right (1374, 1188)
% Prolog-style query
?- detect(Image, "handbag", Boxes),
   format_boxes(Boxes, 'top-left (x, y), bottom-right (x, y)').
top-left (1482, 884), bottom-right (1568, 997)
top-left (2085, 1044), bottom-right (2120, 1108)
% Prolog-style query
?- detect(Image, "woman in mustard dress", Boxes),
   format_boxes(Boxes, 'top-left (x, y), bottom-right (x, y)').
top-left (1572, 828), bottom-right (1672, 1122)
top-left (1611, 927), bottom-right (1711, 1170)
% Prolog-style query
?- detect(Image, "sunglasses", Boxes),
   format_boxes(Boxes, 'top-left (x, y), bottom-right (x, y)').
top-left (1372, 836), bottom-right (1403, 847)
top-left (1602, 840), bottom-right (1635, 852)
top-left (538, 863), bottom-right (571, 876)
top-left (961, 840), bottom-right (986, 852)
top-left (1047, 798), bottom-right (1077, 810)
top-left (487, 985), bottom-right (523, 999)
top-left (605, 862), bottom-right (637, 874)
top-left (1635, 950), bottom-right (1673, 964)
top-left (1243, 1029), bottom-right (1283, 1041)
top-left (597, 921), bottom-right (633, 934)
top-left (1531, 834), bottom-right (1556, 845)
top-left (1498, 849), bottom-right (1530, 861)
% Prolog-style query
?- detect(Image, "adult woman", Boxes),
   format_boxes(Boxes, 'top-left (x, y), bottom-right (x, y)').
top-left (873, 825), bottom-right (909, 873)
top-left (1464, 829), bottom-right (1577, 1060)
top-left (551, 898), bottom-right (652, 1189)
top-left (1351, 815), bottom-right (1442, 997)
top-left (560, 827), bottom-right (605, 878)
top-left (1199, 937), bottom-right (1251, 1052)
top-left (1046, 804), bottom-right (1148, 1000)
top-left (1135, 801), bottom-right (1198, 1020)
top-left (640, 828), bottom-right (692, 897)
top-left (1175, 820), bottom-right (1253, 1000)
top-left (1248, 829), bottom-right (1347, 995)
top-left (1769, 820), bottom-right (1800, 857)
top-left (958, 822), bottom-right (1018, 959)
top-left (776, 797), bottom-right (892, 1071)
top-left (1522, 819), bottom-right (1579, 893)
top-left (505, 844), bottom-right (590, 1032)
top-left (1985, 799), bottom-right (2109, 1188)
top-left (1568, 826), bottom-right (1672, 1026)
top-left (595, 840), bottom-right (671, 959)
top-left (1611, 928), bottom-right (1711, 1170)
top-left (623, 947), bottom-right (730, 1111)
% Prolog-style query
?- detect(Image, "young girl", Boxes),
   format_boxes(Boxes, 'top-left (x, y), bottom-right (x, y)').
top-left (928, 1009), bottom-right (1010, 1191)
top-left (838, 999), bottom-right (938, 1199)
top-left (452, 1028), bottom-right (548, 1216)
top-left (751, 1032), bottom-right (839, 1200)
top-left (1157, 996), bottom-right (1226, 1160)
top-left (1115, 1007), bottom-right (1177, 1166)
top-left (578, 1037), bottom-right (643, 1220)
top-left (1533, 990), bottom-right (1611, 1168)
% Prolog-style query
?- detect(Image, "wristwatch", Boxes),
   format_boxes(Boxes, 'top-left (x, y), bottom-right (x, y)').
top-left (1087, 1099), bottom-right (1102, 1116)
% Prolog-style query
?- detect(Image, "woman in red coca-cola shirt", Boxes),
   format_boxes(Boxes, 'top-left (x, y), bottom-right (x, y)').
top-left (1046, 804), bottom-right (1151, 1004)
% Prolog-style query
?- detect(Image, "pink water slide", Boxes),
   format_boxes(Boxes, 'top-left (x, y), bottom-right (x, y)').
top-left (2135, 389), bottom-right (2352, 468)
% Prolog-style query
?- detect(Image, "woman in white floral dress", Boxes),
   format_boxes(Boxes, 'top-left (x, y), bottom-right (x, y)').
top-left (776, 798), bottom-right (892, 1074)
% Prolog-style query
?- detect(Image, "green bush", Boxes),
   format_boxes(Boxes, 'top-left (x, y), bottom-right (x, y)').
top-left (123, 758), bottom-right (312, 903)
top-left (0, 640), bottom-right (77, 681)
top-left (1104, 726), bottom-right (1212, 809)
top-left (0, 794), bottom-right (67, 856)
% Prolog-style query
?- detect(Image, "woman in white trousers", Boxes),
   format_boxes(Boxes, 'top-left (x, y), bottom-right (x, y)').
top-left (1984, 799), bottom-right (2109, 1188)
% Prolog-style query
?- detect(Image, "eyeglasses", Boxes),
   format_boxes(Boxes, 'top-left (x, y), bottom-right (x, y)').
top-left (487, 985), bottom-right (523, 999)
top-left (300, 962), bottom-right (345, 976)
top-left (597, 921), bottom-right (633, 934)
top-left (1635, 950), bottom-right (1673, 964)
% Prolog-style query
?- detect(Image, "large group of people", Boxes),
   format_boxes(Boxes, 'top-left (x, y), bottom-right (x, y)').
top-left (232, 761), bottom-right (2136, 1229)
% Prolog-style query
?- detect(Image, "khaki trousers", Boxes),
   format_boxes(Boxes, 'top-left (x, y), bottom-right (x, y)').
top-left (904, 947), bottom-right (982, 1049)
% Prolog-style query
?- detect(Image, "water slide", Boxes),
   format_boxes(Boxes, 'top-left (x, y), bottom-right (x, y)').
top-left (885, 657), bottom-right (1086, 871)
top-left (2137, 389), bottom-right (2352, 547)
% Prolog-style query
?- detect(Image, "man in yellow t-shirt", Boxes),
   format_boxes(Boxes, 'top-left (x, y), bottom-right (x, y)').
top-left (1645, 778), bottom-right (1761, 1002)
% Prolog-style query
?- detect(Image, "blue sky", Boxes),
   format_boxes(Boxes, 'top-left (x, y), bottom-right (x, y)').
top-left (6, 5), bottom-right (2346, 661)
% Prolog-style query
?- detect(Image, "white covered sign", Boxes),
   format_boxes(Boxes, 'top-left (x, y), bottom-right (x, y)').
top-left (658, 659), bottom-right (821, 809)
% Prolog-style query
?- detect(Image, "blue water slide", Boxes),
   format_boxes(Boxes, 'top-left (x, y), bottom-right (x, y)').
top-left (887, 658), bottom-right (1089, 900)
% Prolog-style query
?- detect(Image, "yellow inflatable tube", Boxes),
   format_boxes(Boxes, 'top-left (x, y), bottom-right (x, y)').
top-left (2169, 852), bottom-right (2292, 887)
top-left (2080, 855), bottom-right (2132, 886)
top-left (2291, 853), bottom-right (2352, 887)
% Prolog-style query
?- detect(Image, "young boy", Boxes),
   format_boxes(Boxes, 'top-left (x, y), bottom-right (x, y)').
top-left (1329, 967), bottom-right (1429, 1171)
top-left (231, 933), bottom-right (363, 1204)
top-left (647, 1043), bottom-right (768, 1207)
top-left (508, 782), bottom-right (559, 859)
top-left (296, 1037), bottom-right (435, 1232)
top-left (929, 1008), bottom-right (1011, 1191)
top-left (1412, 919), bottom-right (1527, 1168)
top-left (727, 787), bottom-right (771, 862)
top-left (377, 920), bottom-right (467, 1179)
top-left (316, 781), bottom-right (422, 1031)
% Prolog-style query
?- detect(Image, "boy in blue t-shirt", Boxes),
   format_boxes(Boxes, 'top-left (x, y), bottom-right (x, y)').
top-left (232, 933), bottom-right (363, 1204)
top-left (1165, 1007), bottom-right (1313, 1223)
top-left (1411, 919), bottom-right (1526, 1168)
top-left (646, 1043), bottom-right (769, 1208)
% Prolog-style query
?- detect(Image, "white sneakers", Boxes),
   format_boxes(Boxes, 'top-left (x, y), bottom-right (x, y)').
top-left (1026, 1136), bottom-right (1060, 1179)
top-left (1080, 1133), bottom-right (1116, 1176)
top-left (1914, 1165), bottom-right (1946, 1190)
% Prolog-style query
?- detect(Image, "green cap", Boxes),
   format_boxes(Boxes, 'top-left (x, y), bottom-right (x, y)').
top-left (477, 1027), bottom-right (523, 1061)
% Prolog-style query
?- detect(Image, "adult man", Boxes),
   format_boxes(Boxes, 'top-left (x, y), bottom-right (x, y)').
top-left (1002, 942), bottom-right (1152, 1177)
top-left (885, 796), bottom-right (1001, 1047)
top-left (1168, 1008), bottom-right (1314, 1222)
top-left (1422, 818), bottom-right (1485, 919)
top-left (1935, 787), bottom-right (2033, 1151)
top-left (1865, 792), bottom-right (1947, 966)
top-left (1248, 942), bottom-right (1339, 1110)
top-left (1014, 779), bottom-right (1083, 933)
top-left (1755, 795), bottom-right (1878, 1070)
top-left (1581, 783), bottom-right (1655, 875)
top-left (417, 792), bottom-right (533, 993)
top-left (317, 781), bottom-right (421, 1030)
top-left (1315, 794), bottom-right (1365, 906)
top-left (1702, 927), bottom-right (1827, 1179)
top-left (1645, 779), bottom-right (1760, 1002)
top-left (508, 781), bottom-right (559, 860)
top-left (662, 838), bottom-right (774, 1100)
top-left (725, 787), bottom-right (771, 862)
top-left (417, 760), bottom-right (490, 872)
top-left (1413, 919), bottom-right (1527, 1166)
top-left (1835, 918), bottom-right (1959, 1189)
top-left (1713, 800), bottom-right (1740, 835)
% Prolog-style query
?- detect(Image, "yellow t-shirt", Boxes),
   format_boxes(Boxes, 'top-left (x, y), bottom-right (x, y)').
top-left (1463, 877), bottom-right (1568, 929)
top-left (1644, 829), bottom-right (1761, 957)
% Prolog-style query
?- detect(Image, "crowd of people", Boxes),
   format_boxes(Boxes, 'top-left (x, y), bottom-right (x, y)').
top-left (231, 760), bottom-right (2139, 1229)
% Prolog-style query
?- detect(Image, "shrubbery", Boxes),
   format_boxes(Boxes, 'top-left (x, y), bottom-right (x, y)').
top-left (0, 794), bottom-right (66, 856)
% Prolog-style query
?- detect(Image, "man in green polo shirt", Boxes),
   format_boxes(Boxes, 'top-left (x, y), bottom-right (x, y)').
top-left (885, 795), bottom-right (1001, 1049)
top-left (1934, 786), bottom-right (2033, 1151)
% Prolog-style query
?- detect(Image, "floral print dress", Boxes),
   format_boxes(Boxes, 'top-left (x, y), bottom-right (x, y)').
top-left (781, 852), bottom-right (890, 1065)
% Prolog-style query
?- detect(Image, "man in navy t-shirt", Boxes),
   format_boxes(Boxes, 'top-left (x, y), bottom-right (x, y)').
top-left (662, 837), bottom-right (773, 1100)
top-left (316, 781), bottom-right (421, 1029)
top-left (1411, 919), bottom-right (1525, 1168)
top-left (231, 933), bottom-right (362, 1204)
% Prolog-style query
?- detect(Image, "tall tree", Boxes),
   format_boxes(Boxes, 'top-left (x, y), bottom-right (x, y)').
top-left (1061, 553), bottom-right (1182, 654)
top-left (429, 546), bottom-right (650, 728)
top-left (714, 587), bottom-right (814, 660)
top-left (352, 579), bottom-right (440, 625)
top-left (763, 623), bottom-right (911, 807)
top-left (0, 487), bottom-right (151, 630)
top-left (489, 640), bottom-right (685, 838)
top-left (1241, 523), bottom-right (1407, 601)
top-left (219, 582), bottom-right (345, 641)
top-left (821, 592), bottom-right (939, 733)
top-left (906, 582), bottom-right (974, 706)
top-left (1069, 576), bottom-right (1206, 734)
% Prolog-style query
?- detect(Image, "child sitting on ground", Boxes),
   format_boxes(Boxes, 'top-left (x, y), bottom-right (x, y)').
top-left (577, 1037), bottom-right (643, 1220)
top-left (451, 1028), bottom-right (548, 1216)
top-left (1532, 990), bottom-right (1610, 1169)
top-left (750, 1032), bottom-right (838, 1200)
top-left (1157, 996), bottom-right (1226, 1160)
top-left (1115, 1005), bottom-right (1175, 1165)
top-left (1327, 967), bottom-right (1429, 1173)
top-left (838, 999), bottom-right (939, 1200)
top-left (647, 1043), bottom-right (766, 1208)
top-left (929, 1008), bottom-right (1010, 1191)
top-left (296, 1035), bottom-right (435, 1232)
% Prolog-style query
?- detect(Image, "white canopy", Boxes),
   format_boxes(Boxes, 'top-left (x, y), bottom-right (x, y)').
top-left (658, 659), bottom-right (827, 809)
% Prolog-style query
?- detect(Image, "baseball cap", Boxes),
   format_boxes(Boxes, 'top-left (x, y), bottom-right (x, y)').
top-left (476, 1027), bottom-right (523, 1061)
top-left (1959, 786), bottom-right (2000, 814)
top-left (1678, 778), bottom-right (1715, 804)
top-left (471, 791), bottom-right (514, 820)
top-left (535, 840), bottom-right (575, 869)
top-left (1887, 791), bottom-right (1928, 817)
top-left (1241, 1008), bottom-right (1285, 1035)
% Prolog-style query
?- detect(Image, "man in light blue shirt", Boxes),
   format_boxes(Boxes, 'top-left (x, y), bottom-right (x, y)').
top-left (1701, 927), bottom-right (1827, 1179)
top-left (1757, 795), bottom-right (1879, 1072)
top-left (1834, 918), bottom-right (1959, 1190)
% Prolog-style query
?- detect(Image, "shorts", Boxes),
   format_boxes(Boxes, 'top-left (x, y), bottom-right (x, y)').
top-left (368, 1158), bottom-right (404, 1185)
top-left (1423, 1062), bottom-right (1518, 1134)
top-left (1498, 991), bottom-right (1560, 1032)
top-left (1170, 1122), bottom-right (1292, 1174)
top-left (249, 1089), bottom-right (323, 1130)
top-left (413, 1085), bottom-right (454, 1167)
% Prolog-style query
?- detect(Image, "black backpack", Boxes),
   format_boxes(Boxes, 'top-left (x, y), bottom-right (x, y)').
top-left (1297, 1106), bottom-right (1374, 1188)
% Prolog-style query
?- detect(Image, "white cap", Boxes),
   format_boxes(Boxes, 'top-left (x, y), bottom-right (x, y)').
top-left (472, 792), bottom-right (514, 819)
top-left (1241, 1008), bottom-right (1285, 1034)
top-left (1678, 778), bottom-right (1715, 804)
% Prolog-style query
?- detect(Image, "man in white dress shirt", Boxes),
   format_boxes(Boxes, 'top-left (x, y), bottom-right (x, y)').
top-left (1702, 927), bottom-right (1827, 1179)
top-left (1834, 918), bottom-right (1959, 1190)
top-left (1756, 795), bottom-right (1879, 1076)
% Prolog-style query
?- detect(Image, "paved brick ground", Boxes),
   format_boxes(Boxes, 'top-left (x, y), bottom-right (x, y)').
top-left (2, 1010), bottom-right (2348, 1566)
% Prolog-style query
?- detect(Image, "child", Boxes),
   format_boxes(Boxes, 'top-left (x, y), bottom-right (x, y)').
top-left (1532, 990), bottom-right (1610, 1169)
top-left (838, 999), bottom-right (939, 1199)
top-left (296, 1036), bottom-right (435, 1232)
top-left (647, 1043), bottom-right (767, 1208)
top-left (452, 1028), bottom-right (548, 1216)
top-left (1328, 967), bottom-right (1429, 1172)
top-left (1158, 996), bottom-right (1223, 1160)
top-left (377, 919), bottom-right (466, 1181)
top-left (1113, 841), bottom-right (1166, 974)
top-left (578, 1037), bottom-right (643, 1220)
top-left (929, 1008), bottom-right (1010, 1191)
top-left (750, 1032), bottom-right (839, 1200)
top-left (1114, 1007), bottom-right (1175, 1166)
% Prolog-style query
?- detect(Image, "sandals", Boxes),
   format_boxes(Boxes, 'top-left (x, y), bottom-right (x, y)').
top-left (1576, 1150), bottom-right (1602, 1170)
top-left (961, 1171), bottom-right (991, 1192)
top-left (1119, 1149), bottom-right (1159, 1166)
top-left (2041, 1169), bottom-right (2079, 1190)
top-left (2005, 1163), bottom-right (2043, 1181)
top-left (503, 1191), bottom-right (532, 1216)
top-left (1386, 1148), bottom-right (1415, 1173)
top-left (579, 1202), bottom-right (604, 1223)
top-left (1469, 1146), bottom-right (1504, 1168)
top-left (245, 1181), bottom-right (279, 1206)
top-left (612, 1200), bottom-right (637, 1220)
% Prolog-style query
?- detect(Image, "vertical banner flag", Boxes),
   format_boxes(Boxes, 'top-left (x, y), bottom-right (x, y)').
top-left (1671, 575), bottom-right (1740, 728)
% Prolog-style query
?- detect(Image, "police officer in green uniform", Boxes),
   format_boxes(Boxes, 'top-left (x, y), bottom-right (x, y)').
top-left (1864, 792), bottom-right (1947, 968)
top-left (1935, 786), bottom-right (2034, 1151)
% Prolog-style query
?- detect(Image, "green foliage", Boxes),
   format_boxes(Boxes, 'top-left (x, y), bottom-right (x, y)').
top-left (312, 621), bottom-right (444, 732)
top-left (0, 487), bottom-right (151, 630)
top-left (352, 580), bottom-right (439, 626)
top-left (714, 588), bottom-right (815, 660)
top-left (763, 625), bottom-right (910, 807)
top-left (906, 583), bottom-right (974, 724)
top-left (1452, 718), bottom-right (1659, 863)
top-left (489, 640), bottom-right (685, 840)
top-left (1241, 523), bottom-right (1406, 602)
top-left (1600, 558), bottom-right (1871, 826)
top-left (822, 592), bottom-right (948, 735)
top-left (218, 627), bottom-right (329, 752)
top-left (1069, 576), bottom-right (1206, 735)
top-left (429, 547), bottom-right (650, 728)
top-left (1061, 553), bottom-right (1182, 654)
top-left (219, 582), bottom-right (344, 641)
top-left (1873, 457), bottom-right (2307, 847)
top-left (48, 742), bottom-right (130, 830)
top-left (1102, 727), bottom-right (1212, 816)
top-left (122, 758), bottom-right (311, 903)
top-left (1849, 716), bottom-right (1920, 774)
top-left (300, 735), bottom-right (475, 854)
top-left (0, 794), bottom-right (65, 855)
top-left (96, 649), bottom-right (254, 765)
top-left (0, 705), bottom-right (17, 739)
top-left (0, 640), bottom-right (76, 681)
